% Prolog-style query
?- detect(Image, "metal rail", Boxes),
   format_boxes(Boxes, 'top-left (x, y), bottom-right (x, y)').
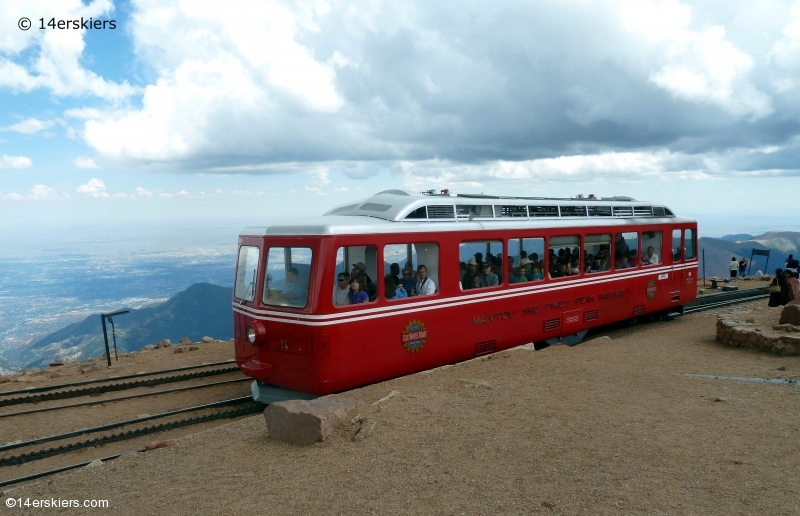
top-left (0, 366), bottom-right (241, 408)
top-left (0, 448), bottom-right (147, 488)
top-left (0, 359), bottom-right (237, 396)
top-left (0, 395), bottom-right (263, 469)
top-left (683, 287), bottom-right (770, 314)
top-left (0, 377), bottom-right (250, 419)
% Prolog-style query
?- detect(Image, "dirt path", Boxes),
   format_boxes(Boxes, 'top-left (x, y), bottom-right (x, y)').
top-left (4, 301), bottom-right (800, 515)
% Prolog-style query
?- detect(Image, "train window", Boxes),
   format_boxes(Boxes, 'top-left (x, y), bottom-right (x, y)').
top-left (559, 205), bottom-right (587, 217)
top-left (496, 205), bottom-right (527, 218)
top-left (383, 242), bottom-right (439, 299)
top-left (405, 206), bottom-right (427, 219)
top-left (507, 237), bottom-right (545, 283)
top-left (672, 229), bottom-right (682, 262)
top-left (529, 205), bottom-right (559, 217)
top-left (234, 246), bottom-right (260, 302)
top-left (613, 232), bottom-right (639, 269)
top-left (262, 247), bottom-right (313, 308)
top-left (456, 205), bottom-right (494, 219)
top-left (583, 234), bottom-right (610, 274)
top-left (685, 228), bottom-right (696, 259)
top-left (588, 205), bottom-right (612, 217)
top-left (548, 235), bottom-right (581, 278)
top-left (333, 245), bottom-right (378, 305)
top-left (460, 240), bottom-right (503, 290)
top-left (641, 231), bottom-right (662, 266)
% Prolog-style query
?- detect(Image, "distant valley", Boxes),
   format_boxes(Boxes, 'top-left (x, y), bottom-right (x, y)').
top-left (4, 283), bottom-right (233, 370)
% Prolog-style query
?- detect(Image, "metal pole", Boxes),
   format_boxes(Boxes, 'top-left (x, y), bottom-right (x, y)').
top-left (100, 315), bottom-right (111, 367)
top-left (702, 249), bottom-right (706, 287)
top-left (748, 249), bottom-right (754, 277)
top-left (764, 250), bottom-right (770, 275)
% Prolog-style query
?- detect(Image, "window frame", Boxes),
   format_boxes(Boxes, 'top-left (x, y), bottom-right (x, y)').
top-left (547, 235), bottom-right (582, 280)
top-left (262, 246), bottom-right (313, 309)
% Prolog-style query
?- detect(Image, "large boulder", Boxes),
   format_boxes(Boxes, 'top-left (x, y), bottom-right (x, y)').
top-left (263, 398), bottom-right (360, 446)
top-left (779, 305), bottom-right (800, 326)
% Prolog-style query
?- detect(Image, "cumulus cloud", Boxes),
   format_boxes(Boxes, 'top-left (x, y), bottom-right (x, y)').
top-left (7, 0), bottom-right (800, 183)
top-left (1, 118), bottom-right (57, 135)
top-left (73, 157), bottom-right (98, 169)
top-left (0, 185), bottom-right (67, 200)
top-left (0, 155), bottom-right (32, 169)
top-left (76, 178), bottom-right (108, 197)
top-left (0, 0), bottom-right (136, 100)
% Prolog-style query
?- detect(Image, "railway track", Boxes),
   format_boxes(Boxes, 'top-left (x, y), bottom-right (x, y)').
top-left (0, 360), bottom-right (241, 408)
top-left (683, 286), bottom-right (770, 314)
top-left (0, 396), bottom-right (263, 488)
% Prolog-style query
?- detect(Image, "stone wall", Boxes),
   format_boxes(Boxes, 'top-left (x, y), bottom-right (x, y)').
top-left (716, 318), bottom-right (800, 356)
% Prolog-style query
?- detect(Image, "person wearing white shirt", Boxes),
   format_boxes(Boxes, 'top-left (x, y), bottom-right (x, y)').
top-left (415, 265), bottom-right (436, 296)
top-left (333, 272), bottom-right (350, 306)
top-left (642, 246), bottom-right (660, 265)
top-left (729, 257), bottom-right (739, 279)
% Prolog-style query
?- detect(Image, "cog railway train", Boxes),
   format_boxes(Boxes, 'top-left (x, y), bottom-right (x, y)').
top-left (233, 189), bottom-right (698, 402)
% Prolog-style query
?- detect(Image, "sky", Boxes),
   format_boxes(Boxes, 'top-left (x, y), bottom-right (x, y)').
top-left (1, 0), bottom-right (800, 238)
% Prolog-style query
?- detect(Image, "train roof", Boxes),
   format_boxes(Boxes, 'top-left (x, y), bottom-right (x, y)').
top-left (241, 189), bottom-right (692, 237)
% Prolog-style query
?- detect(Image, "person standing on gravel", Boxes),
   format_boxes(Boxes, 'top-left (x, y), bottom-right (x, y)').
top-left (730, 257), bottom-right (739, 279)
top-left (738, 257), bottom-right (748, 278)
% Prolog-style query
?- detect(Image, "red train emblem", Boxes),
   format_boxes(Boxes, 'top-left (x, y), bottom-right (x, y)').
top-left (646, 279), bottom-right (657, 300)
top-left (402, 320), bottom-right (427, 353)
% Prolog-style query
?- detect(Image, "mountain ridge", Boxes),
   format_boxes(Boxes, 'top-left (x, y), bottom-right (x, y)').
top-left (6, 283), bottom-right (233, 369)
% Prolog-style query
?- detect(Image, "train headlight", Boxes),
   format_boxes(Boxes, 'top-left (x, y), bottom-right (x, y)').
top-left (245, 321), bottom-right (266, 346)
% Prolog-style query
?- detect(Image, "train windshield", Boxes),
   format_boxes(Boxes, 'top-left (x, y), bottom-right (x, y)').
top-left (262, 247), bottom-right (313, 308)
top-left (234, 246), bottom-right (260, 302)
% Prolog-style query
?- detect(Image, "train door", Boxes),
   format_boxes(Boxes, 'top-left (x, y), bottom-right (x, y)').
top-left (683, 228), bottom-right (697, 292)
top-left (670, 228), bottom-right (683, 301)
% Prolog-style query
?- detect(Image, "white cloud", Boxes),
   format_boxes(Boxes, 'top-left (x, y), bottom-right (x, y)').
top-left (1, 118), bottom-right (56, 135)
top-left (304, 186), bottom-right (326, 195)
top-left (76, 178), bottom-right (108, 197)
top-left (0, 155), bottom-right (32, 169)
top-left (0, 185), bottom-right (67, 201)
top-left (177, 190), bottom-right (188, 196)
top-left (0, 0), bottom-right (136, 100)
top-left (134, 186), bottom-right (153, 197)
top-left (29, 185), bottom-right (58, 200)
top-left (334, 187), bottom-right (349, 192)
top-left (73, 157), bottom-right (98, 169)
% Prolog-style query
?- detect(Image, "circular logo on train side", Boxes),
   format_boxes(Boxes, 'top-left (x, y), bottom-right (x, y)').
top-left (646, 279), bottom-right (657, 300)
top-left (402, 320), bottom-right (427, 353)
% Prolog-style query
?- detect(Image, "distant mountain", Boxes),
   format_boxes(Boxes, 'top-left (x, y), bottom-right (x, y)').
top-left (720, 234), bottom-right (754, 242)
top-left (700, 231), bottom-right (799, 278)
top-left (6, 283), bottom-right (233, 369)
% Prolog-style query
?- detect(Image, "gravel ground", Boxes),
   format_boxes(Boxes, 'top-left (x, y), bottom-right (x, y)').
top-left (3, 300), bottom-right (800, 515)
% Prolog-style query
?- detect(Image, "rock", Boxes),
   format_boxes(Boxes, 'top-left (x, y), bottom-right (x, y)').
top-left (373, 390), bottom-right (400, 405)
top-left (142, 344), bottom-right (155, 351)
top-left (352, 421), bottom-right (376, 442)
top-left (156, 339), bottom-right (171, 348)
top-left (137, 414), bottom-right (151, 419)
top-left (773, 324), bottom-right (794, 331)
top-left (80, 362), bottom-right (106, 374)
top-left (263, 398), bottom-right (360, 446)
top-left (779, 305), bottom-right (800, 326)
top-left (49, 358), bottom-right (67, 366)
top-left (188, 346), bottom-right (199, 351)
top-left (85, 358), bottom-right (96, 363)
top-left (776, 366), bottom-right (787, 371)
top-left (714, 397), bottom-right (727, 402)
top-left (0, 375), bottom-right (14, 384)
top-left (201, 336), bottom-right (213, 343)
top-left (173, 347), bottom-right (185, 354)
top-left (85, 459), bottom-right (104, 468)
top-left (145, 439), bottom-right (178, 450)
top-left (745, 318), bottom-right (755, 323)
top-left (180, 337), bottom-right (191, 345)
top-left (459, 379), bottom-right (491, 389)
top-left (586, 336), bottom-right (611, 343)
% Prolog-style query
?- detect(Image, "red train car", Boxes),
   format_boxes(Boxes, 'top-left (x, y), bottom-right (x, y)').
top-left (233, 190), bottom-right (697, 402)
